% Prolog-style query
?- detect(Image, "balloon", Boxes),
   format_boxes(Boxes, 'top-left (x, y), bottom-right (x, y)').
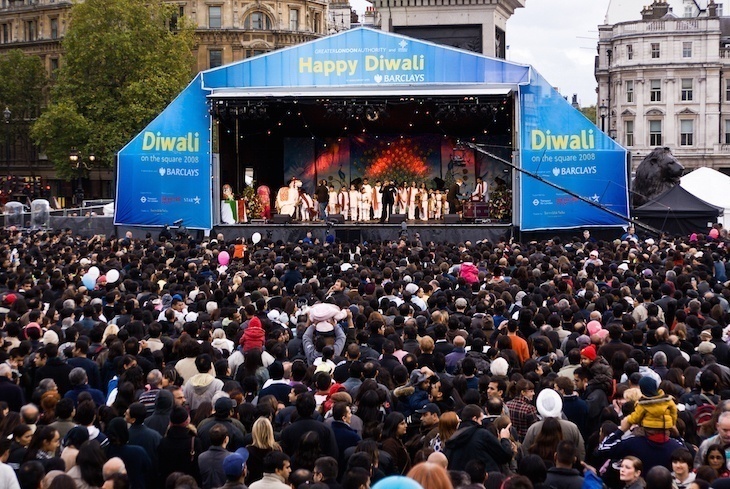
top-left (251, 232), bottom-right (262, 244)
top-left (106, 269), bottom-right (120, 284)
top-left (218, 251), bottom-right (230, 266)
top-left (87, 266), bottom-right (100, 279)
top-left (82, 273), bottom-right (95, 290)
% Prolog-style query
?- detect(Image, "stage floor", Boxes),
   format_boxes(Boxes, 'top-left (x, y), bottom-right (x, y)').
top-left (212, 220), bottom-right (513, 244)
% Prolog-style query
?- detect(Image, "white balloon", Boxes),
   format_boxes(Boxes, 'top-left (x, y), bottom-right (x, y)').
top-left (251, 232), bottom-right (262, 244)
top-left (106, 269), bottom-right (120, 284)
top-left (87, 266), bottom-right (100, 278)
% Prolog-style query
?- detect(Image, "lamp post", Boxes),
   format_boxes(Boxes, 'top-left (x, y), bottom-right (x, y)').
top-left (599, 103), bottom-right (608, 133)
top-left (69, 149), bottom-right (95, 207)
top-left (3, 107), bottom-right (10, 196)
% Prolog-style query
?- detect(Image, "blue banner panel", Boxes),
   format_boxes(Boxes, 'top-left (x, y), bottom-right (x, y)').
top-left (519, 73), bottom-right (629, 231)
top-left (201, 27), bottom-right (530, 89)
top-left (115, 74), bottom-right (212, 229)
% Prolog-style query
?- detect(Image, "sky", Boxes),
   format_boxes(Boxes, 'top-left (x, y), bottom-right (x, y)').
top-left (347, 0), bottom-right (665, 108)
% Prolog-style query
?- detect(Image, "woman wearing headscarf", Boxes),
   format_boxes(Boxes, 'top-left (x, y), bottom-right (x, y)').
top-left (142, 389), bottom-right (173, 437)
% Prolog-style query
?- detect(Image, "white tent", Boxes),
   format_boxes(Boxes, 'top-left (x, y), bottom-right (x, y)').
top-left (680, 167), bottom-right (730, 228)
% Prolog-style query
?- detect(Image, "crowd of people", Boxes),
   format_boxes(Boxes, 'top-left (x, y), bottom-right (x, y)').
top-left (0, 223), bottom-right (728, 489)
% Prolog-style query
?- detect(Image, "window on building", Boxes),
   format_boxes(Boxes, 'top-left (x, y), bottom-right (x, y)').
top-left (625, 120), bottom-right (634, 147)
top-left (208, 6), bottom-right (221, 28)
top-left (245, 12), bottom-right (271, 30)
top-left (681, 78), bottom-right (693, 101)
top-left (209, 49), bottom-right (222, 68)
top-left (725, 119), bottom-right (730, 144)
top-left (1, 24), bottom-right (9, 44)
top-left (680, 119), bottom-right (694, 146)
top-left (289, 9), bottom-right (299, 31)
top-left (50, 18), bottom-right (58, 39)
top-left (50, 57), bottom-right (58, 79)
top-left (25, 20), bottom-right (37, 41)
top-left (726, 80), bottom-right (730, 102)
top-left (627, 44), bottom-right (633, 60)
top-left (650, 79), bottom-right (662, 102)
top-left (683, 42), bottom-right (692, 58)
top-left (718, 3), bottom-right (724, 16)
top-left (649, 120), bottom-right (662, 146)
top-left (651, 43), bottom-right (660, 58)
top-left (314, 12), bottom-right (321, 33)
top-left (626, 80), bottom-right (634, 103)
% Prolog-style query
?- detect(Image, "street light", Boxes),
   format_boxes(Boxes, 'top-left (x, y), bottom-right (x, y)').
top-left (599, 103), bottom-right (608, 133)
top-left (69, 148), bottom-right (95, 207)
top-left (3, 107), bottom-right (10, 197)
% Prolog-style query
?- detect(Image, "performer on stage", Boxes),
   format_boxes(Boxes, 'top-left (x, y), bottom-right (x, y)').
top-left (221, 184), bottom-right (237, 224)
top-left (472, 177), bottom-right (488, 203)
top-left (379, 179), bottom-right (397, 223)
top-left (434, 189), bottom-right (444, 219)
top-left (275, 178), bottom-right (300, 217)
top-left (299, 187), bottom-right (316, 222)
top-left (327, 185), bottom-right (338, 215)
top-left (372, 180), bottom-right (382, 220)
top-left (257, 185), bottom-right (271, 219)
top-left (397, 182), bottom-right (408, 215)
top-left (446, 178), bottom-right (464, 216)
top-left (337, 186), bottom-right (349, 221)
top-left (418, 183), bottom-right (429, 222)
top-left (315, 179), bottom-right (329, 219)
top-left (407, 181), bottom-right (418, 220)
top-left (348, 183), bottom-right (361, 221)
top-left (361, 178), bottom-right (373, 220)
top-left (359, 186), bottom-right (371, 222)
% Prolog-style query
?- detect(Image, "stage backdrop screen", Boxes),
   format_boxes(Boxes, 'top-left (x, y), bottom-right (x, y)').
top-left (519, 73), bottom-right (629, 231)
top-left (115, 74), bottom-right (212, 229)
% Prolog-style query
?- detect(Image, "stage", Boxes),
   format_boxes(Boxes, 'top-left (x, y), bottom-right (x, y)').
top-left (211, 220), bottom-right (513, 244)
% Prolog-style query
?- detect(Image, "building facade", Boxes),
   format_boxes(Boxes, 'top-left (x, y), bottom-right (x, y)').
top-left (369, 0), bottom-right (525, 58)
top-left (596, 0), bottom-right (730, 172)
top-left (0, 0), bottom-right (327, 203)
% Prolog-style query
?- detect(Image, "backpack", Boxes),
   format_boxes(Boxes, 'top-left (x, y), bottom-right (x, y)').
top-left (693, 393), bottom-right (717, 427)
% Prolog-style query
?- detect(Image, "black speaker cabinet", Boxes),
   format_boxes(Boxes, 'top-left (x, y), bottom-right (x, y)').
top-left (271, 214), bottom-right (292, 224)
top-left (443, 214), bottom-right (460, 224)
top-left (327, 214), bottom-right (345, 224)
top-left (388, 214), bottom-right (407, 224)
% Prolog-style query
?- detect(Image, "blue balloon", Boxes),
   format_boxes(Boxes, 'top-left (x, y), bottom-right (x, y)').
top-left (82, 273), bottom-right (95, 290)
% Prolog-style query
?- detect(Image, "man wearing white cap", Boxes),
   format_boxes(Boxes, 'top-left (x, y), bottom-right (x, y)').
top-left (404, 283), bottom-right (427, 311)
top-left (521, 389), bottom-right (586, 462)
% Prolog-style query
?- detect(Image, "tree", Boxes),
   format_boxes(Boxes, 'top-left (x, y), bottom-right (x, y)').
top-left (31, 0), bottom-right (194, 179)
top-left (580, 105), bottom-right (597, 125)
top-left (0, 50), bottom-right (48, 121)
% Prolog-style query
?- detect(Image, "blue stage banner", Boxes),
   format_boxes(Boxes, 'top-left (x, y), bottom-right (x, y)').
top-left (519, 73), bottom-right (629, 231)
top-left (201, 27), bottom-right (530, 89)
top-left (114, 74), bottom-right (212, 229)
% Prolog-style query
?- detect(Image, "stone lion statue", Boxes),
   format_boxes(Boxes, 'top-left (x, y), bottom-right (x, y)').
top-left (632, 147), bottom-right (684, 207)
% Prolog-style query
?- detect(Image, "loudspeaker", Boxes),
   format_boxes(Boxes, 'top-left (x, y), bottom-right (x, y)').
top-left (388, 214), bottom-right (407, 224)
top-left (327, 214), bottom-right (345, 224)
top-left (444, 214), bottom-right (460, 224)
top-left (271, 214), bottom-right (292, 224)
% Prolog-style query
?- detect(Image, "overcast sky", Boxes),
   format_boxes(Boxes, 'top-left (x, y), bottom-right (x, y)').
top-left (348, 0), bottom-right (617, 107)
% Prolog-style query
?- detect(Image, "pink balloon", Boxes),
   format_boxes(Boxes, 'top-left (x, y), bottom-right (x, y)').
top-left (218, 251), bottom-right (230, 266)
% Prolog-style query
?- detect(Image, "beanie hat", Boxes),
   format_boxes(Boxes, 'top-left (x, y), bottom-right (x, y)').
top-left (586, 321), bottom-right (603, 336)
top-left (580, 344), bottom-right (597, 362)
top-left (639, 376), bottom-right (658, 397)
top-left (490, 357), bottom-right (509, 377)
top-left (170, 406), bottom-right (190, 426)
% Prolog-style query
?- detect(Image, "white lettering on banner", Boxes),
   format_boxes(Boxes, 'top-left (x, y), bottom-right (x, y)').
top-left (530, 129), bottom-right (595, 150)
top-left (142, 132), bottom-right (200, 152)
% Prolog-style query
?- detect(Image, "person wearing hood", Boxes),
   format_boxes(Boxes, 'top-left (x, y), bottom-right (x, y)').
top-left (183, 354), bottom-right (224, 411)
top-left (620, 377), bottom-right (678, 432)
top-left (105, 417), bottom-right (152, 489)
top-left (242, 316), bottom-right (265, 352)
top-left (443, 404), bottom-right (514, 472)
top-left (143, 389), bottom-right (174, 437)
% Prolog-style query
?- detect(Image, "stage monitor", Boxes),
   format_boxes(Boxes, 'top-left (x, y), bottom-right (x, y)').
top-left (271, 214), bottom-right (292, 224)
top-left (388, 214), bottom-right (406, 224)
top-left (444, 214), bottom-right (460, 224)
top-left (327, 214), bottom-right (345, 224)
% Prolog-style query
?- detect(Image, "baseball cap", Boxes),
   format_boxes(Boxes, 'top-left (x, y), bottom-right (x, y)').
top-left (415, 403), bottom-right (441, 416)
top-left (214, 397), bottom-right (237, 413)
top-left (222, 448), bottom-right (250, 477)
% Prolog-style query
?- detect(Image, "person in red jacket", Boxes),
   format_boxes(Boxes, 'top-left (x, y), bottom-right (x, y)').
top-left (242, 316), bottom-right (265, 352)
